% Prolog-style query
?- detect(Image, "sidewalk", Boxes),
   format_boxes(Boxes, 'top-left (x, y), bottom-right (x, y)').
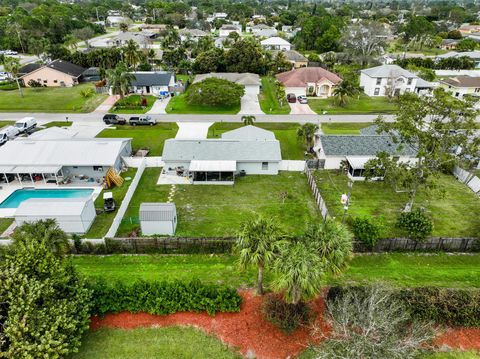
top-left (93, 95), bottom-right (119, 114)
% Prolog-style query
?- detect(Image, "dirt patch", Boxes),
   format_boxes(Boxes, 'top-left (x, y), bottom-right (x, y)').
top-left (90, 290), bottom-right (329, 359)
top-left (435, 328), bottom-right (480, 351)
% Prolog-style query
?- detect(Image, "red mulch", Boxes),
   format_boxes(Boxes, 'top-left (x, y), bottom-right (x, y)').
top-left (90, 290), bottom-right (330, 359)
top-left (435, 328), bottom-right (480, 351)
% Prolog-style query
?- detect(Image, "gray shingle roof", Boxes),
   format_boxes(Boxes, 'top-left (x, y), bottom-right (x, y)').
top-left (221, 126), bottom-right (276, 141)
top-left (271, 50), bottom-right (308, 62)
top-left (162, 139), bottom-right (281, 162)
top-left (47, 60), bottom-right (85, 77)
top-left (360, 64), bottom-right (417, 79)
top-left (320, 135), bottom-right (416, 157)
top-left (140, 203), bottom-right (176, 221)
top-left (131, 72), bottom-right (174, 87)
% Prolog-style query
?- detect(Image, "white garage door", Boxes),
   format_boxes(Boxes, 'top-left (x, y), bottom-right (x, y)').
top-left (286, 87), bottom-right (306, 97)
top-left (244, 85), bottom-right (260, 95)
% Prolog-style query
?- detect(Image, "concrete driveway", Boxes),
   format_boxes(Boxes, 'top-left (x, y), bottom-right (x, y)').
top-left (147, 97), bottom-right (171, 115)
top-left (175, 122), bottom-right (213, 139)
top-left (239, 94), bottom-right (263, 115)
top-left (289, 101), bottom-right (316, 115)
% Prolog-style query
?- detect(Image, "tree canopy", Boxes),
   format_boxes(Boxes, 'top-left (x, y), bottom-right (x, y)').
top-left (186, 78), bottom-right (245, 107)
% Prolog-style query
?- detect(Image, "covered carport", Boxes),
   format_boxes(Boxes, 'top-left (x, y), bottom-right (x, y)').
top-left (189, 160), bottom-right (236, 184)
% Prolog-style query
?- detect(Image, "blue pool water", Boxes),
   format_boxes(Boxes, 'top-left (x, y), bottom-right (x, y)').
top-left (0, 188), bottom-right (94, 208)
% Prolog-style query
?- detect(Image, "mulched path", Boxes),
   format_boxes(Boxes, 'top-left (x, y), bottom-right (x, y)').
top-left (90, 290), bottom-right (480, 358)
top-left (90, 290), bottom-right (329, 359)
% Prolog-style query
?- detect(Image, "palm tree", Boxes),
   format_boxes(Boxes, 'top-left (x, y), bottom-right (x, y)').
top-left (236, 215), bottom-right (284, 295)
top-left (242, 115), bottom-right (256, 126)
top-left (297, 123), bottom-right (318, 151)
top-left (12, 219), bottom-right (69, 256)
top-left (106, 62), bottom-right (135, 99)
top-left (3, 57), bottom-right (23, 97)
top-left (123, 40), bottom-right (141, 69)
top-left (272, 240), bottom-right (324, 305)
top-left (333, 79), bottom-right (360, 107)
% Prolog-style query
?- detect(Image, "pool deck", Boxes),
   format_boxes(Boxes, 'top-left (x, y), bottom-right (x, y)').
top-left (0, 183), bottom-right (102, 217)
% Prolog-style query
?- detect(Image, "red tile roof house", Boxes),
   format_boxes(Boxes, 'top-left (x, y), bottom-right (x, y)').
top-left (275, 67), bottom-right (342, 97)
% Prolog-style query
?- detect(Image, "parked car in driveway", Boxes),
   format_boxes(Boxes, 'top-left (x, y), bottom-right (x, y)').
top-left (15, 117), bottom-right (37, 134)
top-left (103, 114), bottom-right (126, 125)
top-left (297, 95), bottom-right (308, 104)
top-left (287, 93), bottom-right (297, 103)
top-left (129, 115), bottom-right (157, 126)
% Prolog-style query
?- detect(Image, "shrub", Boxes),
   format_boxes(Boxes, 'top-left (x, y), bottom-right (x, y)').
top-left (396, 208), bottom-right (433, 242)
top-left (186, 78), bottom-right (244, 107)
top-left (27, 79), bottom-right (42, 88)
top-left (350, 217), bottom-right (382, 248)
top-left (0, 81), bottom-right (18, 91)
top-left (88, 279), bottom-right (242, 316)
top-left (262, 294), bottom-right (311, 332)
top-left (80, 87), bottom-right (95, 98)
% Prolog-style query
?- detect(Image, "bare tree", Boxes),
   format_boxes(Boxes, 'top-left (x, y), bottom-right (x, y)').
top-left (312, 285), bottom-right (433, 359)
top-left (341, 21), bottom-right (390, 66)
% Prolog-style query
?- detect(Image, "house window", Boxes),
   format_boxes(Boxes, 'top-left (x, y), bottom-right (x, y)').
top-left (407, 78), bottom-right (412, 85)
top-left (93, 166), bottom-right (104, 172)
top-left (53, 80), bottom-right (58, 84)
top-left (43, 80), bottom-right (47, 84)
top-left (73, 166), bottom-right (78, 169)
top-left (475, 88), bottom-right (480, 93)
top-left (374, 88), bottom-right (380, 95)
top-left (262, 162), bottom-right (269, 170)
top-left (376, 78), bottom-right (382, 85)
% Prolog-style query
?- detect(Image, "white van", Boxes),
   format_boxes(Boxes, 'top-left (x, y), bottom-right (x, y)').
top-left (0, 126), bottom-right (19, 145)
top-left (15, 117), bottom-right (37, 133)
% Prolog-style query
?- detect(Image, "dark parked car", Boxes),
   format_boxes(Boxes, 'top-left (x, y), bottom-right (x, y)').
top-left (103, 114), bottom-right (126, 125)
top-left (128, 115), bottom-right (157, 126)
top-left (287, 93), bottom-right (297, 103)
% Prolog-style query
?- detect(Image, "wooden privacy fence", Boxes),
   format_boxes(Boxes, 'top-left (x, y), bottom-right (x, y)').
top-left (305, 169), bottom-right (328, 220)
top-left (354, 237), bottom-right (480, 252)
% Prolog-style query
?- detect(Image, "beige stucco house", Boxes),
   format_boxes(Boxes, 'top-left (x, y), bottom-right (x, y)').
top-left (20, 60), bottom-right (85, 87)
top-left (276, 67), bottom-right (342, 97)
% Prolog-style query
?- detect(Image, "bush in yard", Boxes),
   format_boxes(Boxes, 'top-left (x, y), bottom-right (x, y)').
top-left (88, 279), bottom-right (241, 316)
top-left (262, 294), bottom-right (311, 333)
top-left (27, 79), bottom-right (42, 88)
top-left (350, 217), bottom-right (382, 248)
top-left (80, 87), bottom-right (95, 98)
top-left (396, 208), bottom-right (433, 242)
top-left (0, 221), bottom-right (91, 358)
top-left (186, 78), bottom-right (244, 107)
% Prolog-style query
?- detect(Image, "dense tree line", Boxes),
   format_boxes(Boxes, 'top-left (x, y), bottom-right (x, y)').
top-left (395, 56), bottom-right (475, 70)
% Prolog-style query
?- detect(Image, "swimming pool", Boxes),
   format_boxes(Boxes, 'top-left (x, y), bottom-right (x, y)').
top-left (0, 188), bottom-right (95, 209)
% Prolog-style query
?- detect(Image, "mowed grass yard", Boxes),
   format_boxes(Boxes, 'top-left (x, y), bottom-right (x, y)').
top-left (68, 327), bottom-right (240, 359)
top-left (258, 76), bottom-right (290, 114)
top-left (0, 83), bottom-right (107, 113)
top-left (117, 168), bottom-right (319, 237)
top-left (83, 168), bottom-right (137, 239)
top-left (72, 253), bottom-right (480, 288)
top-left (110, 95), bottom-right (156, 114)
top-left (96, 123), bottom-right (178, 156)
top-left (208, 123), bottom-right (306, 160)
top-left (166, 93), bottom-right (240, 114)
top-left (315, 171), bottom-right (480, 238)
top-left (321, 122), bottom-right (372, 135)
top-left (299, 349), bottom-right (480, 359)
top-left (309, 95), bottom-right (398, 114)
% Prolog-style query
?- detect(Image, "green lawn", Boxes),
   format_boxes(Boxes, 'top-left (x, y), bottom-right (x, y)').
top-left (117, 168), bottom-right (319, 237)
top-left (321, 122), bottom-right (372, 135)
top-left (0, 84), bottom-right (107, 113)
top-left (208, 123), bottom-right (305, 160)
top-left (258, 76), bottom-right (290, 114)
top-left (0, 121), bottom-right (14, 129)
top-left (299, 349), bottom-right (479, 359)
top-left (96, 123), bottom-right (178, 156)
top-left (69, 327), bottom-right (240, 359)
top-left (110, 95), bottom-right (156, 114)
top-left (43, 121), bottom-right (73, 128)
top-left (83, 169), bottom-right (137, 239)
top-left (315, 171), bottom-right (480, 238)
top-left (0, 218), bottom-right (14, 237)
top-left (72, 253), bottom-right (480, 288)
top-left (165, 93), bottom-right (240, 114)
top-left (309, 95), bottom-right (398, 114)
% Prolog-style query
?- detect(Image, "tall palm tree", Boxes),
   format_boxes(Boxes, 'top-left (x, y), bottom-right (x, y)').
top-left (106, 62), bottom-right (135, 99)
top-left (241, 115), bottom-right (256, 126)
top-left (297, 123), bottom-right (319, 151)
top-left (333, 79), bottom-right (360, 107)
top-left (236, 215), bottom-right (284, 295)
top-left (3, 57), bottom-right (23, 97)
top-left (272, 240), bottom-right (324, 305)
top-left (123, 40), bottom-right (141, 70)
top-left (12, 219), bottom-right (69, 256)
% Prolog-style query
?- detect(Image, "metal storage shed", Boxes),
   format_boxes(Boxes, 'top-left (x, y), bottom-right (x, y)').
top-left (140, 203), bottom-right (177, 235)
top-left (14, 198), bottom-right (96, 234)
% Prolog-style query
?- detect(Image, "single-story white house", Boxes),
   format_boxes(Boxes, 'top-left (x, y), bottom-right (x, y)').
top-left (140, 202), bottom-right (177, 235)
top-left (15, 198), bottom-right (96, 234)
top-left (118, 71), bottom-right (176, 96)
top-left (360, 65), bottom-right (434, 97)
top-left (439, 75), bottom-right (480, 98)
top-left (251, 24), bottom-right (278, 37)
top-left (193, 72), bottom-right (260, 95)
top-left (106, 16), bottom-right (129, 27)
top-left (261, 37), bottom-right (291, 51)
top-left (179, 28), bottom-right (208, 42)
top-left (0, 138), bottom-right (131, 185)
top-left (316, 126), bottom-right (417, 181)
top-left (276, 67), bottom-right (342, 97)
top-left (219, 24), bottom-right (242, 37)
top-left (161, 126), bottom-right (281, 184)
top-left (105, 32), bottom-right (152, 48)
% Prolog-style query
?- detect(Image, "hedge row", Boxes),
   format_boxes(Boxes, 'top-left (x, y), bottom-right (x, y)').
top-left (327, 286), bottom-right (480, 327)
top-left (88, 279), bottom-right (242, 316)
